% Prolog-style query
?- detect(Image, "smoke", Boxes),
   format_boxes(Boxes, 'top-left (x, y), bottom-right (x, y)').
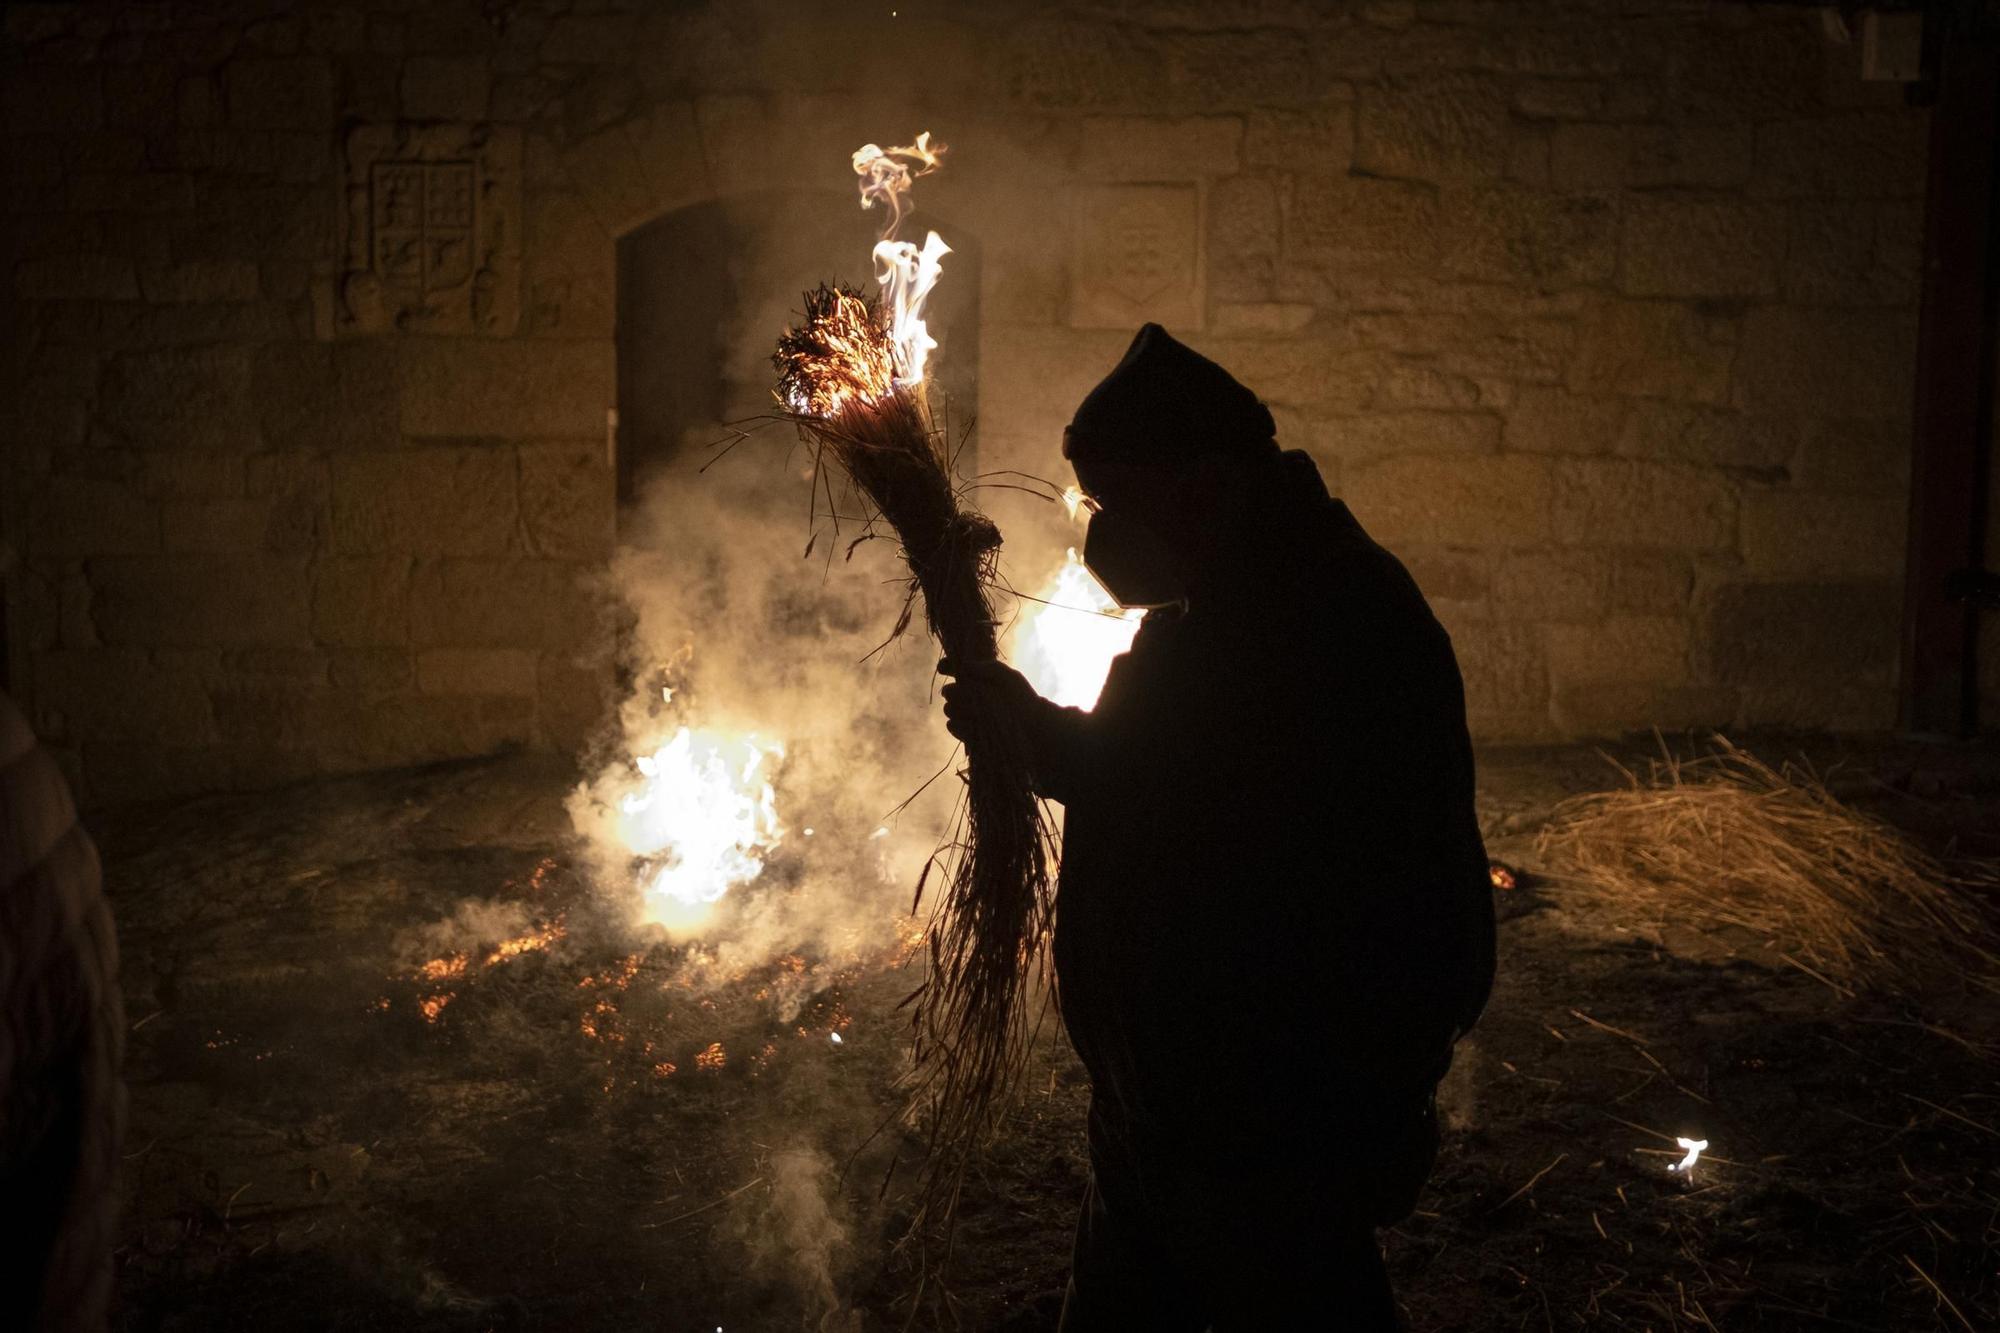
top-left (726, 1145), bottom-right (864, 1332)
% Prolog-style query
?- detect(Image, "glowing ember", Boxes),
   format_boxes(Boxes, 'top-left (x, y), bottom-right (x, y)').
top-left (1669, 1136), bottom-right (1709, 1175)
top-left (1007, 548), bottom-right (1143, 709)
top-left (419, 953), bottom-right (468, 983)
top-left (1489, 863), bottom-right (1517, 891)
top-left (484, 919), bottom-right (566, 965)
top-left (695, 1041), bottom-right (727, 1072)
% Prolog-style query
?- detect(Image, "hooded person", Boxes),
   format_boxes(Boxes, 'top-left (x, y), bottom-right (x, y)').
top-left (941, 324), bottom-right (1495, 1330)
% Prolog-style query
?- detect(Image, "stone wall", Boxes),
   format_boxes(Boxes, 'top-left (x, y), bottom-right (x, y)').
top-left (2, 0), bottom-right (1928, 803)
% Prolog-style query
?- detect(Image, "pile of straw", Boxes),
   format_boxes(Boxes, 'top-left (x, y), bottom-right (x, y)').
top-left (774, 284), bottom-right (1056, 1251)
top-left (1535, 736), bottom-right (2000, 999)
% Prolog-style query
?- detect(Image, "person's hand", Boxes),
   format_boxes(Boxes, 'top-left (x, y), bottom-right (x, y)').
top-left (938, 657), bottom-right (1040, 751)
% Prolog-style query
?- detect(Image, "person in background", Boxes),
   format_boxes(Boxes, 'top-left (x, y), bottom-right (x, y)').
top-left (942, 324), bottom-right (1495, 1330)
top-left (1, 676), bottom-right (125, 1331)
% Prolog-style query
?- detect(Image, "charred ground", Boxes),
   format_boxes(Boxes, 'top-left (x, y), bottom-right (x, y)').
top-left (102, 734), bottom-right (2000, 1331)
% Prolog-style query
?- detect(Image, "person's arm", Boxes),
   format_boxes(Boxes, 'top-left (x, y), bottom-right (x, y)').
top-left (938, 659), bottom-right (1100, 805)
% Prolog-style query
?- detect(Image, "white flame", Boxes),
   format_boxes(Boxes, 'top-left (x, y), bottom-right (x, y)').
top-left (610, 727), bottom-right (785, 931)
top-left (874, 229), bottom-right (951, 387)
top-left (1669, 1137), bottom-right (1709, 1175)
top-left (850, 131), bottom-right (950, 391)
top-left (1007, 549), bottom-right (1143, 709)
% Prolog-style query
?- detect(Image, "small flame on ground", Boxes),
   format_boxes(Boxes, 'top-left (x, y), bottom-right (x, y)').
top-left (1669, 1136), bottom-right (1709, 1175)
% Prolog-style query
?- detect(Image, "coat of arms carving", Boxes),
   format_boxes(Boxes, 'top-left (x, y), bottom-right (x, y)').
top-left (320, 123), bottom-right (521, 337)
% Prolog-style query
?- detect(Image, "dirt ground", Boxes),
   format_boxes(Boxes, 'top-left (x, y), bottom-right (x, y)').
top-left (96, 730), bottom-right (2000, 1331)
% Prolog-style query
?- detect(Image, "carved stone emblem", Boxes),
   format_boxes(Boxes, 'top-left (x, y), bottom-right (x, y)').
top-left (321, 123), bottom-right (521, 337)
top-left (1069, 184), bottom-right (1203, 331)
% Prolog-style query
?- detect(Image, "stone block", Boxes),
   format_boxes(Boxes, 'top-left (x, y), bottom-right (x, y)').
top-left (538, 654), bottom-right (613, 751)
top-left (1503, 387), bottom-right (1625, 455)
top-left (1731, 307), bottom-right (1916, 420)
top-left (30, 476), bottom-right (159, 555)
top-left (1738, 682), bottom-right (1895, 731)
top-left (1078, 116), bottom-right (1242, 180)
top-left (1003, 17), bottom-right (1166, 110)
top-left (1397, 546), bottom-right (1492, 604)
top-left (1374, 361), bottom-right (1484, 411)
top-left (1794, 418), bottom-right (1910, 492)
top-left (1191, 337), bottom-right (1377, 410)
top-left (416, 647), bottom-right (537, 696)
top-left (256, 342), bottom-right (400, 452)
top-left (1210, 302), bottom-right (1315, 335)
top-left (1354, 73), bottom-right (1509, 184)
top-left (1288, 174), bottom-right (1440, 271)
top-left (1547, 616), bottom-right (1689, 688)
top-left (1493, 550), bottom-right (1604, 623)
top-left (139, 453), bottom-right (245, 500)
top-left (1568, 299), bottom-right (1735, 405)
top-left (14, 254), bottom-right (139, 300)
top-left (1200, 174), bottom-right (1280, 256)
top-left (313, 557), bottom-right (412, 648)
top-left (1699, 580), bottom-right (1899, 687)
top-left (1626, 123), bottom-right (1753, 189)
top-left (1751, 113), bottom-right (1927, 200)
top-left (225, 58), bottom-right (335, 129)
top-left (1605, 553), bottom-right (1694, 615)
top-left (161, 500), bottom-right (282, 554)
top-left (1069, 184), bottom-right (1203, 330)
top-left (408, 558), bottom-right (597, 650)
top-left (1666, 17), bottom-right (1819, 121)
top-left (1782, 202), bottom-right (1913, 306)
top-left (99, 344), bottom-right (259, 451)
top-left (1548, 124), bottom-right (1625, 191)
top-left (328, 648), bottom-right (413, 693)
top-left (1551, 683), bottom-right (1739, 738)
top-left (90, 555), bottom-right (313, 647)
top-left (1618, 403), bottom-right (1795, 471)
top-left (1163, 30), bottom-right (1313, 109)
top-left (330, 446), bottom-right (518, 557)
top-left (35, 648), bottom-right (216, 745)
top-left (140, 260), bottom-right (261, 303)
top-left (68, 172), bottom-right (195, 213)
top-left (400, 339), bottom-right (613, 438)
top-left (1310, 411), bottom-right (1499, 460)
top-left (1245, 107), bottom-right (1352, 173)
top-left (519, 442), bottom-right (613, 560)
top-left (538, 13), bottom-right (631, 64)
top-left (1549, 458), bottom-right (1736, 550)
top-left (400, 56), bottom-right (491, 120)
top-left (1450, 620), bottom-right (1548, 716)
top-left (1440, 187), bottom-right (1615, 291)
top-left (1618, 198), bottom-right (1785, 299)
top-left (4, 67), bottom-right (102, 134)
top-left (1344, 453), bottom-right (1553, 548)
top-left (1738, 491), bottom-right (1905, 579)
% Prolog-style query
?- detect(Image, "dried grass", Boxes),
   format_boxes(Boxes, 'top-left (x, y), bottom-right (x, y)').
top-left (1534, 735), bottom-right (2000, 999)
top-left (774, 285), bottom-right (1057, 1268)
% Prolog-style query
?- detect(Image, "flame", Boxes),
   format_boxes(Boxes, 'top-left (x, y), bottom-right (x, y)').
top-left (779, 130), bottom-right (950, 418)
top-left (597, 727), bottom-right (785, 932)
top-left (874, 228), bottom-right (951, 388)
top-left (1007, 549), bottom-right (1143, 709)
top-left (1669, 1136), bottom-right (1709, 1175)
top-left (484, 919), bottom-right (567, 965)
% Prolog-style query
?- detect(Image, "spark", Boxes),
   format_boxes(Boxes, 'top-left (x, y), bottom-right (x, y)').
top-left (1668, 1136), bottom-right (1709, 1175)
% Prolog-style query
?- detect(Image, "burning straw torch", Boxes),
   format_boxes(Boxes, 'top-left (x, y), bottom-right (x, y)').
top-left (772, 133), bottom-right (1056, 1242)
